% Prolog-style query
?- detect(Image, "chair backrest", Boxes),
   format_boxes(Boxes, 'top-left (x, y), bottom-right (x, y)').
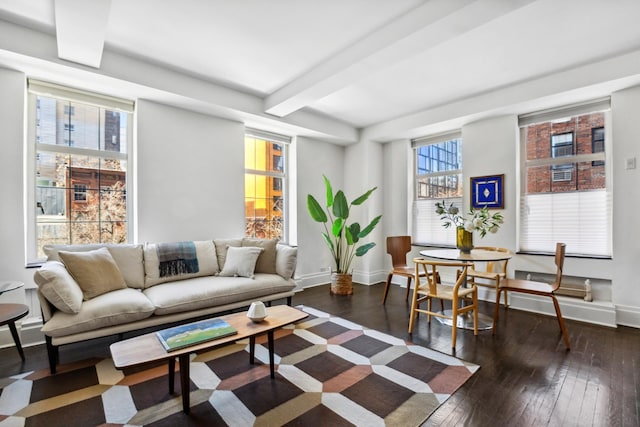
top-left (472, 246), bottom-right (511, 274)
top-left (386, 236), bottom-right (412, 268)
top-left (552, 243), bottom-right (567, 291)
top-left (413, 258), bottom-right (470, 296)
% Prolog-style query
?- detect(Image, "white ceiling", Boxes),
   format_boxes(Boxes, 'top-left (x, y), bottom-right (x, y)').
top-left (1, 0), bottom-right (640, 143)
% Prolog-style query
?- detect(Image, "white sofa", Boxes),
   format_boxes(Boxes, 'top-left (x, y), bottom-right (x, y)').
top-left (33, 238), bottom-right (297, 373)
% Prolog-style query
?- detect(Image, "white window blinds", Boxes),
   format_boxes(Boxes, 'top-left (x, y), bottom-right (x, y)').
top-left (518, 99), bottom-right (611, 257)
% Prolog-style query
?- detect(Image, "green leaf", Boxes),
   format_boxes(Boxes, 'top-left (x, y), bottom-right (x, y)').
top-left (332, 217), bottom-right (344, 237)
top-left (307, 195), bottom-right (327, 223)
top-left (348, 223), bottom-right (360, 244)
top-left (358, 214), bottom-right (382, 238)
top-left (352, 186), bottom-right (377, 205)
top-left (323, 175), bottom-right (334, 208)
top-left (333, 190), bottom-right (349, 219)
top-left (345, 225), bottom-right (354, 245)
top-left (355, 242), bottom-right (376, 257)
top-left (321, 232), bottom-right (334, 252)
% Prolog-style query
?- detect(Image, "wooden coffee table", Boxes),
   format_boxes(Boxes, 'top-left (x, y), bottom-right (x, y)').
top-left (110, 305), bottom-right (308, 414)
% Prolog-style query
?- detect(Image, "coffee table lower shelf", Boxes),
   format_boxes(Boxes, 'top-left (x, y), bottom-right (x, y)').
top-left (110, 305), bottom-right (308, 414)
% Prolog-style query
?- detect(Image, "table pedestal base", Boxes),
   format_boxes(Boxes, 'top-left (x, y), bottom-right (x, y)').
top-left (434, 310), bottom-right (494, 331)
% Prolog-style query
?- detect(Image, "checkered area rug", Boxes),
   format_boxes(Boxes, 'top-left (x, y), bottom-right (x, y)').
top-left (0, 306), bottom-right (478, 426)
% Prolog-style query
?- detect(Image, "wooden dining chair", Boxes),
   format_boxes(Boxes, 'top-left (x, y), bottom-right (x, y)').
top-left (408, 258), bottom-right (477, 350)
top-left (493, 242), bottom-right (570, 349)
top-left (382, 236), bottom-right (426, 304)
top-left (467, 246), bottom-right (511, 307)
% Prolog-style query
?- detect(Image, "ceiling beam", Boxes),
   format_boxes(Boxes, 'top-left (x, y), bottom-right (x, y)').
top-left (264, 0), bottom-right (536, 118)
top-left (54, 0), bottom-right (111, 68)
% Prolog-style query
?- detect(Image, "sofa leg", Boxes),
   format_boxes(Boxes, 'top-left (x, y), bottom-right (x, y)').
top-left (287, 296), bottom-right (292, 306)
top-left (45, 335), bottom-right (58, 374)
top-left (266, 300), bottom-right (272, 307)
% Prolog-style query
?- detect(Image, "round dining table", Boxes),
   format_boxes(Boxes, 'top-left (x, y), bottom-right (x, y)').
top-left (418, 248), bottom-right (513, 330)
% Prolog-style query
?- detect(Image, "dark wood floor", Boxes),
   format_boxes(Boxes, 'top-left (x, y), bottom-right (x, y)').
top-left (2, 283), bottom-right (639, 426)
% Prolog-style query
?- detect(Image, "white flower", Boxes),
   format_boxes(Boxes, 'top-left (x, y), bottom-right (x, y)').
top-left (464, 221), bottom-right (475, 232)
top-left (489, 225), bottom-right (499, 233)
top-left (473, 218), bottom-right (484, 228)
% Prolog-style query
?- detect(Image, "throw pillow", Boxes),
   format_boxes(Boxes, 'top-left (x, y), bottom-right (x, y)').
top-left (276, 244), bottom-right (297, 280)
top-left (58, 247), bottom-right (127, 300)
top-left (43, 244), bottom-right (145, 289)
top-left (33, 261), bottom-right (84, 313)
top-left (213, 238), bottom-right (242, 271)
top-left (242, 238), bottom-right (278, 274)
top-left (218, 246), bottom-right (264, 279)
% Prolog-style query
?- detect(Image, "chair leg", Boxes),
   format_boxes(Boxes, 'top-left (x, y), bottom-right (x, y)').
top-left (405, 276), bottom-right (412, 301)
top-left (472, 290), bottom-right (479, 336)
top-left (451, 304), bottom-right (458, 349)
top-left (427, 298), bottom-right (432, 323)
top-left (551, 295), bottom-right (570, 350)
top-left (382, 273), bottom-right (393, 304)
top-left (408, 285), bottom-right (419, 334)
top-left (493, 289), bottom-right (503, 335)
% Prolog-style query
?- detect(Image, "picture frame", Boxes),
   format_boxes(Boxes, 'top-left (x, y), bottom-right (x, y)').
top-left (471, 174), bottom-right (504, 209)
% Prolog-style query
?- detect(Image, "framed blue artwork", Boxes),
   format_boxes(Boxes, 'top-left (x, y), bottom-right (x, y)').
top-left (471, 174), bottom-right (504, 209)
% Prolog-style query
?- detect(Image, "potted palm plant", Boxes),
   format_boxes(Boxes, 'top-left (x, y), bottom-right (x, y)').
top-left (307, 175), bottom-right (382, 295)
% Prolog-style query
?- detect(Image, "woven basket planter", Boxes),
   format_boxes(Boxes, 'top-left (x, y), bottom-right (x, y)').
top-left (330, 273), bottom-right (353, 295)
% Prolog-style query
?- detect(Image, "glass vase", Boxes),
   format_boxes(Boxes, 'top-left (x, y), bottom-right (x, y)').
top-left (456, 227), bottom-right (473, 253)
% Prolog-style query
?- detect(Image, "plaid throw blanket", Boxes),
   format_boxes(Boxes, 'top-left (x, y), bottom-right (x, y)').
top-left (157, 241), bottom-right (199, 278)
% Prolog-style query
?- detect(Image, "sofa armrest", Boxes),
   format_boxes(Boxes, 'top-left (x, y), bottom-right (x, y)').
top-left (276, 244), bottom-right (297, 280)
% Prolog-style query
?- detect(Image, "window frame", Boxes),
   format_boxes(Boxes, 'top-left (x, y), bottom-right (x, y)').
top-left (518, 99), bottom-right (611, 258)
top-left (25, 81), bottom-right (134, 265)
top-left (244, 128), bottom-right (290, 243)
top-left (411, 131), bottom-right (463, 247)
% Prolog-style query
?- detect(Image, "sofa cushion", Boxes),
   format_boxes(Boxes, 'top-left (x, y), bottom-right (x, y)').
top-left (242, 238), bottom-right (278, 274)
top-left (58, 248), bottom-right (127, 300)
top-left (40, 288), bottom-right (155, 338)
top-left (33, 261), bottom-right (84, 314)
top-left (218, 246), bottom-right (263, 278)
top-left (144, 274), bottom-right (296, 316)
top-left (213, 238), bottom-right (242, 271)
top-left (276, 244), bottom-right (297, 280)
top-left (144, 240), bottom-right (218, 288)
top-left (44, 244), bottom-right (145, 289)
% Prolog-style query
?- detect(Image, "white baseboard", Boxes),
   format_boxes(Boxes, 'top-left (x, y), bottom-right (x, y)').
top-left (0, 317), bottom-right (45, 351)
top-left (295, 271), bottom-right (331, 289)
top-left (296, 269), bottom-right (388, 288)
top-left (391, 282), bottom-right (620, 328)
top-left (614, 304), bottom-right (640, 328)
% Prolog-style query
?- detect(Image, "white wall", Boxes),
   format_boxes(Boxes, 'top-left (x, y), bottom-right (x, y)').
top-left (0, 69), bottom-right (41, 347)
top-left (136, 100), bottom-right (246, 242)
top-left (611, 85), bottom-right (640, 326)
top-left (344, 138), bottom-right (385, 284)
top-left (0, 69), bottom-right (31, 292)
top-left (295, 136), bottom-right (345, 286)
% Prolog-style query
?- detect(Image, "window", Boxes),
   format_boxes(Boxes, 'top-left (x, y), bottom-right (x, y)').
top-left (27, 80), bottom-right (134, 262)
top-left (244, 128), bottom-right (290, 241)
top-left (273, 155), bottom-right (283, 172)
top-left (551, 132), bottom-right (574, 181)
top-left (518, 99), bottom-right (610, 257)
top-left (592, 127), bottom-right (605, 166)
top-left (73, 184), bottom-right (87, 201)
top-left (412, 132), bottom-right (462, 246)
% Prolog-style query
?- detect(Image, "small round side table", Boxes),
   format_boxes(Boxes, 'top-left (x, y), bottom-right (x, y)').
top-left (0, 281), bottom-right (29, 361)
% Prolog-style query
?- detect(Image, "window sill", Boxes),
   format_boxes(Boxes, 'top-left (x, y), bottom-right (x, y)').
top-left (516, 251), bottom-right (611, 260)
